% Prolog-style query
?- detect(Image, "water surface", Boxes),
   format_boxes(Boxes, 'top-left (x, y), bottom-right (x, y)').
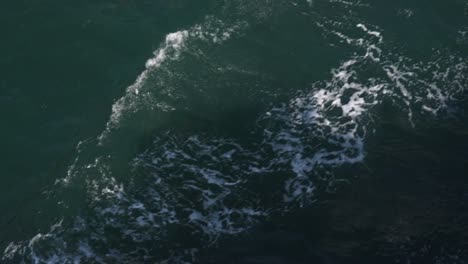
top-left (1, 1), bottom-right (468, 263)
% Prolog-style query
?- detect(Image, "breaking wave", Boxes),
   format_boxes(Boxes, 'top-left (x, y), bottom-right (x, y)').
top-left (3, 0), bottom-right (468, 263)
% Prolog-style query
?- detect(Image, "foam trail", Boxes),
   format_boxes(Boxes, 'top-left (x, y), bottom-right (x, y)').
top-left (98, 18), bottom-right (248, 144)
top-left (100, 30), bottom-right (189, 142)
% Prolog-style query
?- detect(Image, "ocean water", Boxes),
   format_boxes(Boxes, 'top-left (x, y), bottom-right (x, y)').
top-left (1, 0), bottom-right (468, 263)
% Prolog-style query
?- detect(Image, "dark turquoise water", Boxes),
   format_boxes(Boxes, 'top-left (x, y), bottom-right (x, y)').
top-left (1, 1), bottom-right (468, 263)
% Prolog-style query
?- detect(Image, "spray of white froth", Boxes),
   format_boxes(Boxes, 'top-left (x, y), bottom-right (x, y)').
top-left (102, 30), bottom-right (189, 140)
top-left (145, 31), bottom-right (189, 69)
top-left (100, 17), bottom-right (247, 143)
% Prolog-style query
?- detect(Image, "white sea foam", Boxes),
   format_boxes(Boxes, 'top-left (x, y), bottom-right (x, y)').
top-left (145, 31), bottom-right (189, 69)
top-left (101, 30), bottom-right (189, 139)
top-left (99, 17), bottom-right (248, 144)
top-left (260, 18), bottom-right (467, 202)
